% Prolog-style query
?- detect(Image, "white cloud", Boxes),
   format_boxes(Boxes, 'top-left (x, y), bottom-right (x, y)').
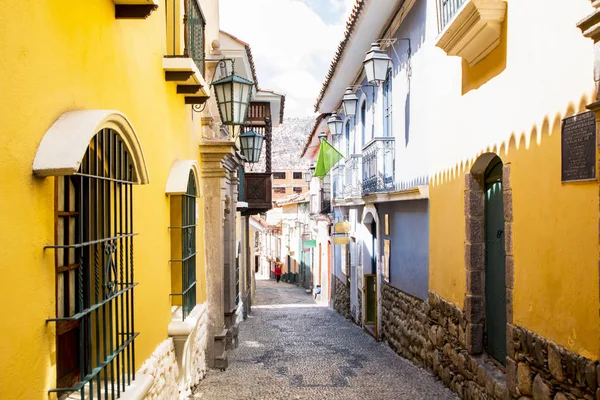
top-left (219, 0), bottom-right (354, 118)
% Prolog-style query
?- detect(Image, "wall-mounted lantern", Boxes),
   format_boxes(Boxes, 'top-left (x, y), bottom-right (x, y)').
top-left (363, 42), bottom-right (392, 85)
top-left (238, 129), bottom-right (264, 163)
top-left (342, 87), bottom-right (359, 118)
top-left (327, 113), bottom-right (344, 136)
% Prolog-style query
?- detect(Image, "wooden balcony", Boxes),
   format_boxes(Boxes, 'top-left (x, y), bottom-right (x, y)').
top-left (247, 102), bottom-right (271, 124)
top-left (241, 173), bottom-right (272, 216)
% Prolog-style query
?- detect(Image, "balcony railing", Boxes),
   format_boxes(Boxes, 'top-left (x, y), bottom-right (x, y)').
top-left (362, 138), bottom-right (395, 195)
top-left (343, 154), bottom-right (362, 199)
top-left (166, 0), bottom-right (205, 76)
top-left (186, 0), bottom-right (205, 76)
top-left (436, 0), bottom-right (466, 32)
top-left (332, 164), bottom-right (345, 202)
top-left (247, 102), bottom-right (271, 124)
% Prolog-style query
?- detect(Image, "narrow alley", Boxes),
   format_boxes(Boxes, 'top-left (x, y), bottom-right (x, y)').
top-left (192, 278), bottom-right (457, 400)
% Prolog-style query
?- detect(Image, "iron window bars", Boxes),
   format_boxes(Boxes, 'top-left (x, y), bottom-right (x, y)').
top-left (436, 0), bottom-right (466, 33)
top-left (169, 171), bottom-right (198, 320)
top-left (47, 128), bottom-right (138, 400)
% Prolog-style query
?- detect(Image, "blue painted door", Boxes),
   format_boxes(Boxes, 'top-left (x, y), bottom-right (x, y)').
top-left (484, 158), bottom-right (507, 365)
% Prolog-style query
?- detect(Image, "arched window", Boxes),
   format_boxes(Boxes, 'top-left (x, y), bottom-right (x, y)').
top-left (345, 120), bottom-right (351, 157)
top-left (383, 68), bottom-right (392, 137)
top-left (52, 128), bottom-right (137, 395)
top-left (360, 101), bottom-right (367, 148)
top-left (170, 170), bottom-right (198, 319)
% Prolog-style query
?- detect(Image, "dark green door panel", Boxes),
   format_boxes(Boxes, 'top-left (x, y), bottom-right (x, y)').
top-left (364, 274), bottom-right (377, 325)
top-left (484, 159), bottom-right (507, 365)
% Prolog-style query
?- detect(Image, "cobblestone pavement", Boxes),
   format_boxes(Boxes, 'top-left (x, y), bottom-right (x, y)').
top-left (191, 278), bottom-right (457, 400)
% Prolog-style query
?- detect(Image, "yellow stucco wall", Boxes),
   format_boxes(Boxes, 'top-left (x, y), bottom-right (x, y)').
top-left (428, 0), bottom-right (599, 360)
top-left (0, 1), bottom-right (208, 398)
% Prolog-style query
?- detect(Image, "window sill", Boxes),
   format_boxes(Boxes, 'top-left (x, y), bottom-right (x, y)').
top-left (162, 57), bottom-right (210, 105)
top-left (435, 0), bottom-right (506, 67)
top-left (168, 305), bottom-right (203, 337)
top-left (63, 374), bottom-right (153, 400)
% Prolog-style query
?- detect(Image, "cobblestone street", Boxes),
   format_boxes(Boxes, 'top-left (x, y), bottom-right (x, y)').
top-left (191, 278), bottom-right (457, 400)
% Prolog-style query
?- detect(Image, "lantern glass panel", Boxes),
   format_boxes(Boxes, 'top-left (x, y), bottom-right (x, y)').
top-left (342, 90), bottom-right (358, 117)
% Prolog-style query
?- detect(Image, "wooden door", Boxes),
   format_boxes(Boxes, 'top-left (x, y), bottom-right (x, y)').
top-left (364, 274), bottom-right (377, 326)
top-left (484, 158), bottom-right (507, 365)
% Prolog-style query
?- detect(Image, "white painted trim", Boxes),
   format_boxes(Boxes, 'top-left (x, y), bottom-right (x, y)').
top-left (119, 374), bottom-right (154, 400)
top-left (162, 57), bottom-right (209, 89)
top-left (33, 110), bottom-right (150, 184)
top-left (361, 204), bottom-right (382, 338)
top-left (168, 303), bottom-right (207, 337)
top-left (250, 218), bottom-right (265, 232)
top-left (166, 160), bottom-right (201, 195)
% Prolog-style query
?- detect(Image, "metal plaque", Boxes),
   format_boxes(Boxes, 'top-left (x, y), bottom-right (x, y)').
top-left (561, 111), bottom-right (596, 182)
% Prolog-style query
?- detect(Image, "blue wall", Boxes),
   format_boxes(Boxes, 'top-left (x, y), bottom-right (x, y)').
top-left (377, 200), bottom-right (429, 299)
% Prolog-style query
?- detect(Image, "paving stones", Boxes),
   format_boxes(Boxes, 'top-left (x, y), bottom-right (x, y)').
top-left (191, 278), bottom-right (458, 400)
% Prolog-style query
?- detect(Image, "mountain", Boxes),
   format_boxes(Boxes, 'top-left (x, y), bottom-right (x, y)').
top-left (246, 116), bottom-right (314, 172)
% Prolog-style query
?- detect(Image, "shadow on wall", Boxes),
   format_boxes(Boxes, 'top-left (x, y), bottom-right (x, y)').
top-left (430, 94), bottom-right (592, 187)
top-left (461, 7), bottom-right (508, 95)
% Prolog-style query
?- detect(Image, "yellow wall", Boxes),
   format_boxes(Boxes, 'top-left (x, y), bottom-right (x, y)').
top-left (0, 0), bottom-right (208, 398)
top-left (427, 0), bottom-right (599, 359)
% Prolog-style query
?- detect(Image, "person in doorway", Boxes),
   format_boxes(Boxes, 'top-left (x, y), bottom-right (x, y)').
top-left (274, 258), bottom-right (282, 283)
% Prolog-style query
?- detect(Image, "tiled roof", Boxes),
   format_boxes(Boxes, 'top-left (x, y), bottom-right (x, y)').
top-left (300, 113), bottom-right (330, 158)
top-left (314, 0), bottom-right (366, 112)
top-left (275, 190), bottom-right (310, 207)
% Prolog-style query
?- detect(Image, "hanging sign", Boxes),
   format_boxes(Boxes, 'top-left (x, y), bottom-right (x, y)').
top-left (561, 111), bottom-right (596, 182)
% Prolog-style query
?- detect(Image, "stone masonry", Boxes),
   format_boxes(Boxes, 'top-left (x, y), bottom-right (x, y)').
top-left (333, 276), bottom-right (351, 319)
top-left (507, 325), bottom-right (600, 400)
top-left (381, 282), bottom-right (600, 400)
top-left (138, 338), bottom-right (180, 400)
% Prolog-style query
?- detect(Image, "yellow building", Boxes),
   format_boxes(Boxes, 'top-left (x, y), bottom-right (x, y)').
top-left (0, 1), bottom-right (283, 399)
top-left (313, 0), bottom-right (600, 398)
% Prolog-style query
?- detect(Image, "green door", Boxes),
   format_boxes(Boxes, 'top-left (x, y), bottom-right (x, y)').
top-left (484, 158), bottom-right (507, 365)
top-left (364, 274), bottom-right (377, 325)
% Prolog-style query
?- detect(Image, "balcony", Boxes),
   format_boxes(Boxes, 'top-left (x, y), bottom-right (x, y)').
top-left (435, 0), bottom-right (506, 66)
top-left (362, 138), bottom-right (395, 195)
top-left (241, 173), bottom-right (272, 216)
top-left (163, 0), bottom-right (209, 104)
top-left (343, 154), bottom-right (362, 200)
top-left (332, 164), bottom-right (345, 203)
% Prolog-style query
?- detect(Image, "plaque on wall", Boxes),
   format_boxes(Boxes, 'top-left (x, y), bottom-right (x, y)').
top-left (561, 111), bottom-right (596, 182)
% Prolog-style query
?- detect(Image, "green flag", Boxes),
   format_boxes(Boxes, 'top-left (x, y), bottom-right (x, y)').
top-left (314, 139), bottom-right (344, 179)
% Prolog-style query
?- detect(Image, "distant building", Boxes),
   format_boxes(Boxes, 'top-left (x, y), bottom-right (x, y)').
top-left (272, 169), bottom-right (310, 199)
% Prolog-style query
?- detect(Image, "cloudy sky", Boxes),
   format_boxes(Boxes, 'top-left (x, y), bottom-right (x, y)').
top-left (220, 0), bottom-right (355, 118)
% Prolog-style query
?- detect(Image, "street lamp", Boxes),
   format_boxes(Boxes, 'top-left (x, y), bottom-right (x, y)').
top-left (342, 87), bottom-right (358, 118)
top-left (327, 113), bottom-right (343, 136)
top-left (238, 129), bottom-right (264, 163)
top-left (363, 42), bottom-right (392, 85)
top-left (211, 60), bottom-right (255, 127)
top-left (304, 162), bottom-right (316, 182)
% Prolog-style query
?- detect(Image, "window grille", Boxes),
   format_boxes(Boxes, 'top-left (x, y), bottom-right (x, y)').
top-left (436, 0), bottom-right (466, 33)
top-left (186, 0), bottom-right (206, 76)
top-left (170, 171), bottom-right (197, 320)
top-left (48, 128), bottom-right (138, 399)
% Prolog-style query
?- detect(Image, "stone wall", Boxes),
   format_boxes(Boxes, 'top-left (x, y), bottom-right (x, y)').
top-left (356, 289), bottom-right (362, 326)
top-left (138, 338), bottom-right (180, 400)
top-left (381, 283), bottom-right (429, 368)
top-left (507, 325), bottom-right (599, 400)
top-left (333, 276), bottom-right (351, 318)
top-left (381, 284), bottom-right (600, 400)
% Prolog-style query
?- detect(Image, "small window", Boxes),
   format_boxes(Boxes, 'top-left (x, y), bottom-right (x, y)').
top-left (274, 187), bottom-right (286, 194)
top-left (293, 187), bottom-right (302, 194)
top-left (293, 172), bottom-right (302, 179)
top-left (170, 171), bottom-right (197, 320)
top-left (273, 172), bottom-right (286, 180)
